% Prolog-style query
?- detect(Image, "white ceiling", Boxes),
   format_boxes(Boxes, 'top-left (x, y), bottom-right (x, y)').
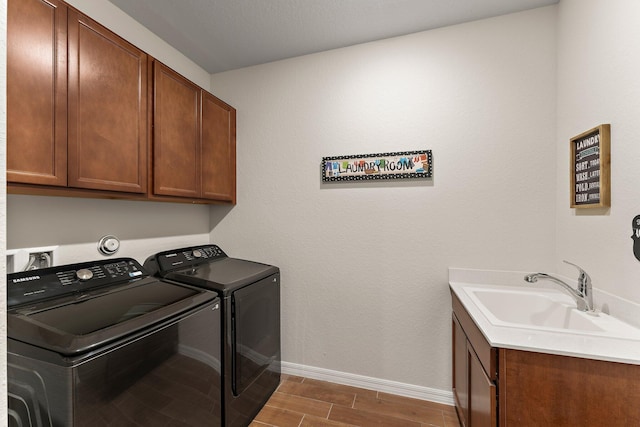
top-left (107, 0), bottom-right (559, 74)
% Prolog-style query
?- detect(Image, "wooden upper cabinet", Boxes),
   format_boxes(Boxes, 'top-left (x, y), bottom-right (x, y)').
top-left (7, 0), bottom-right (147, 193)
top-left (202, 91), bottom-right (236, 202)
top-left (67, 10), bottom-right (148, 193)
top-left (153, 61), bottom-right (237, 203)
top-left (153, 62), bottom-right (201, 198)
top-left (7, 0), bottom-right (68, 186)
top-left (8, 0), bottom-right (234, 203)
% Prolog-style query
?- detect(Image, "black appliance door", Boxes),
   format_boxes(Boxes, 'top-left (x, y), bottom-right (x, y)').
top-left (74, 299), bottom-right (223, 426)
top-left (231, 274), bottom-right (280, 396)
top-left (8, 298), bottom-right (223, 427)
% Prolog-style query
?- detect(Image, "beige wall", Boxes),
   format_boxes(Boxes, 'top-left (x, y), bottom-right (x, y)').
top-left (556, 0), bottom-right (640, 302)
top-left (209, 6), bottom-right (558, 393)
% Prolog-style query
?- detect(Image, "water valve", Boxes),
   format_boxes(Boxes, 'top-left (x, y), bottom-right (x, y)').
top-left (98, 235), bottom-right (120, 256)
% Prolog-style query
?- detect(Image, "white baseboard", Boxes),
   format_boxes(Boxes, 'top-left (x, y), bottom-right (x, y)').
top-left (281, 361), bottom-right (455, 406)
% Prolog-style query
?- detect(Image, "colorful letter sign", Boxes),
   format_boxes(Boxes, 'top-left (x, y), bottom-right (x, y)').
top-left (322, 150), bottom-right (433, 182)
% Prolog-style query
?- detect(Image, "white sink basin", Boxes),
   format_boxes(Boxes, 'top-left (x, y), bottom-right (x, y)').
top-left (461, 285), bottom-right (640, 339)
top-left (467, 288), bottom-right (603, 332)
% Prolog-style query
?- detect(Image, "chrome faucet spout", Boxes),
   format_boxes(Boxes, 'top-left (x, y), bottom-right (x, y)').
top-left (523, 261), bottom-right (594, 312)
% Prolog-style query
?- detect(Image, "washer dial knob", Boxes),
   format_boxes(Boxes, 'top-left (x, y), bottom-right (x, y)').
top-left (192, 249), bottom-right (203, 258)
top-left (76, 269), bottom-right (93, 281)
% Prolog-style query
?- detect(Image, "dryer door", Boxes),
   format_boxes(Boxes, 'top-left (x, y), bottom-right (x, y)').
top-left (231, 274), bottom-right (280, 396)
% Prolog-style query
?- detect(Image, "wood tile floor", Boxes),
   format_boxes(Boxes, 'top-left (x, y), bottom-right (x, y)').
top-left (250, 375), bottom-right (462, 427)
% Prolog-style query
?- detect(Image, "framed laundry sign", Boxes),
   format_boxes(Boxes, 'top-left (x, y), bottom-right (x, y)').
top-left (570, 124), bottom-right (610, 208)
top-left (321, 150), bottom-right (432, 182)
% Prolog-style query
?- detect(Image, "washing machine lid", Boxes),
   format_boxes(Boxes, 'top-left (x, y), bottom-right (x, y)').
top-left (7, 260), bottom-right (216, 356)
top-left (147, 245), bottom-right (279, 293)
top-left (166, 258), bottom-right (279, 293)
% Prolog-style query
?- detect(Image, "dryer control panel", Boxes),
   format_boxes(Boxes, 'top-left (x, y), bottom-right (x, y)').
top-left (8, 258), bottom-right (146, 308)
top-left (154, 245), bottom-right (227, 273)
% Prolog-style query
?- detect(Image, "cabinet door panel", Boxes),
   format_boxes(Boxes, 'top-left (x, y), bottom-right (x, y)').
top-left (7, 0), bottom-right (67, 186)
top-left (67, 11), bottom-right (147, 193)
top-left (202, 92), bottom-right (236, 202)
top-left (499, 348), bottom-right (640, 426)
top-left (452, 315), bottom-right (469, 426)
top-left (153, 63), bottom-right (200, 198)
top-left (469, 347), bottom-right (496, 427)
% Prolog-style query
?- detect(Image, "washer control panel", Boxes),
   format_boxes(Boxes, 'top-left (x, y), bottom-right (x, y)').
top-left (8, 258), bottom-right (146, 308)
top-left (155, 245), bottom-right (227, 273)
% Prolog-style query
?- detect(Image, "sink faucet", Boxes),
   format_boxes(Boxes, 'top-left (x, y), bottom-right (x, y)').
top-left (524, 261), bottom-right (594, 312)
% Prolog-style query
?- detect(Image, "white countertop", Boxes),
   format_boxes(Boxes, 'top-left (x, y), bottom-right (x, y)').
top-left (449, 267), bottom-right (640, 365)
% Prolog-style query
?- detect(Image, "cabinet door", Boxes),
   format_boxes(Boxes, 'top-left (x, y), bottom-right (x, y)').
top-left (452, 315), bottom-right (469, 426)
top-left (201, 91), bottom-right (236, 202)
top-left (153, 62), bottom-right (201, 198)
top-left (7, 0), bottom-right (67, 186)
top-left (469, 347), bottom-right (497, 427)
top-left (67, 11), bottom-right (148, 193)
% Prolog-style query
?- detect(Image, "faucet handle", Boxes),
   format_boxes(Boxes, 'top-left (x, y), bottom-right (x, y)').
top-left (562, 260), bottom-right (591, 287)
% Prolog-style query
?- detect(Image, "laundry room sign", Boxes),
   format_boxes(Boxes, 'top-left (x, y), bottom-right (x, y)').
top-left (570, 124), bottom-right (610, 208)
top-left (321, 150), bottom-right (432, 182)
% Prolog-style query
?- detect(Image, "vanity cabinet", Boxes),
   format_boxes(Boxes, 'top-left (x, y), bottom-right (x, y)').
top-left (8, 0), bottom-right (148, 194)
top-left (152, 62), bottom-right (236, 203)
top-left (452, 290), bottom-right (640, 426)
top-left (498, 349), bottom-right (640, 425)
top-left (452, 293), bottom-right (497, 427)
